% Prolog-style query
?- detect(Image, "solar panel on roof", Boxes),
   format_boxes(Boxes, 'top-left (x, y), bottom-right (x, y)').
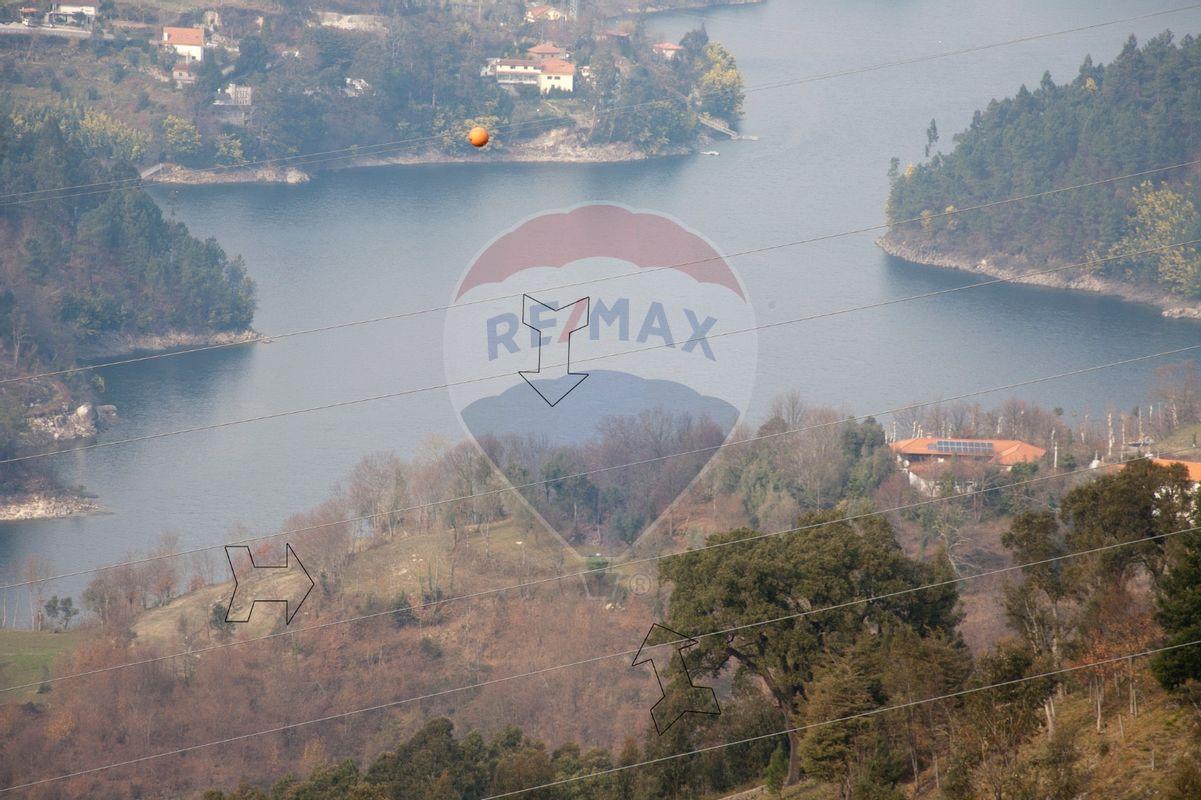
top-left (934, 440), bottom-right (995, 455)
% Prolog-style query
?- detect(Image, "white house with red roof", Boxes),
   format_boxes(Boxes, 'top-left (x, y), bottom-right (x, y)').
top-left (890, 437), bottom-right (1047, 496)
top-left (525, 4), bottom-right (568, 22)
top-left (537, 58), bottom-right (575, 94)
top-left (527, 41), bottom-right (568, 61)
top-left (162, 26), bottom-right (205, 61)
top-left (652, 41), bottom-right (684, 60)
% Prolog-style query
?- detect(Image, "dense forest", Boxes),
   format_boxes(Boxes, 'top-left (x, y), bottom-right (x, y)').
top-left (884, 31), bottom-right (1201, 299)
top-left (0, 102), bottom-right (256, 481)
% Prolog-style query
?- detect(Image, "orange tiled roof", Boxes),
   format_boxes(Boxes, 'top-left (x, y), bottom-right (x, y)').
top-left (1152, 458), bottom-right (1201, 482)
top-left (890, 437), bottom-right (1046, 466)
top-left (163, 26), bottom-right (203, 46)
top-left (541, 58), bottom-right (575, 75)
top-left (528, 42), bottom-right (565, 54)
top-left (653, 41), bottom-right (684, 51)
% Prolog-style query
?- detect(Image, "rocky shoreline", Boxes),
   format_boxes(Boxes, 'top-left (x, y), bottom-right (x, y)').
top-left (76, 327), bottom-right (261, 360)
top-left (877, 234), bottom-right (1201, 321)
top-left (144, 129), bottom-right (697, 186)
top-left (0, 491), bottom-right (99, 523)
top-left (3, 327), bottom-right (259, 520)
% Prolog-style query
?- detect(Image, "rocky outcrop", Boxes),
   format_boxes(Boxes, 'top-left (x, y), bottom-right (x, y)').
top-left (22, 403), bottom-right (118, 448)
top-left (0, 490), bottom-right (99, 521)
top-left (143, 163), bottom-right (310, 185)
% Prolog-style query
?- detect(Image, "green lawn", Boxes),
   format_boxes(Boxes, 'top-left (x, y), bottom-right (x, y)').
top-left (0, 628), bottom-right (87, 701)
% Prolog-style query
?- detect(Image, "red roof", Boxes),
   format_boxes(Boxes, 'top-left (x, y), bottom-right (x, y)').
top-left (528, 42), bottom-right (565, 55)
top-left (497, 58), bottom-right (540, 68)
top-left (653, 41), bottom-right (684, 51)
top-left (163, 26), bottom-right (203, 46)
top-left (540, 58), bottom-right (575, 76)
top-left (1152, 458), bottom-right (1201, 482)
top-left (890, 437), bottom-right (1046, 466)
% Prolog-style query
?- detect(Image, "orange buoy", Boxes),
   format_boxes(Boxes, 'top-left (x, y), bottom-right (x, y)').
top-left (468, 126), bottom-right (490, 148)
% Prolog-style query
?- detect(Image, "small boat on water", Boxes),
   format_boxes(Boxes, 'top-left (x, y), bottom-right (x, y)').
top-left (701, 150), bottom-right (720, 156)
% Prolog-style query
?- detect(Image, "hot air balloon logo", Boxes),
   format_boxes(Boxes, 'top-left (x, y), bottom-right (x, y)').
top-left (443, 204), bottom-right (757, 558)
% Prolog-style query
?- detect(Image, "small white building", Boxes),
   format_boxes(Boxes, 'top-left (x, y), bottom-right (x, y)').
top-left (162, 26), bottom-right (205, 62)
top-left (214, 82), bottom-right (253, 106)
top-left (55, 4), bottom-right (96, 17)
top-left (172, 61), bottom-right (198, 88)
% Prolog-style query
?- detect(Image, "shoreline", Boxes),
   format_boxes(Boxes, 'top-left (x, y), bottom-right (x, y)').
top-left (4, 327), bottom-right (259, 520)
top-left (144, 133), bottom-right (692, 187)
top-left (76, 327), bottom-right (261, 360)
top-left (147, 136), bottom-right (696, 188)
top-left (0, 490), bottom-right (100, 523)
top-left (876, 234), bottom-right (1201, 321)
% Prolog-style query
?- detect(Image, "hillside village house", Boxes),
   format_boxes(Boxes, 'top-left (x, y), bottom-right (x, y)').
top-left (485, 54), bottom-right (576, 94)
top-left (538, 58), bottom-right (575, 94)
top-left (525, 4), bottom-right (568, 22)
top-left (890, 437), bottom-right (1047, 496)
top-left (652, 41), bottom-right (684, 60)
top-left (490, 58), bottom-right (542, 87)
top-left (171, 61), bottom-right (197, 87)
top-left (212, 82), bottom-right (252, 123)
top-left (162, 26), bottom-right (205, 61)
top-left (527, 41), bottom-right (568, 61)
top-left (48, 4), bottom-right (95, 25)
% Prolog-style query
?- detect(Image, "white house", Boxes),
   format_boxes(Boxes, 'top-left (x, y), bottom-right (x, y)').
top-left (538, 58), bottom-right (575, 94)
top-left (652, 42), bottom-right (684, 60)
top-left (162, 26), bottom-right (205, 62)
top-left (493, 58), bottom-right (542, 87)
top-left (525, 4), bottom-right (568, 22)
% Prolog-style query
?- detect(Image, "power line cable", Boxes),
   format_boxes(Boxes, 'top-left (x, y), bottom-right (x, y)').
top-left (3, 2), bottom-right (1198, 206)
top-left (479, 638), bottom-right (1201, 799)
top-left (4, 444), bottom-right (1195, 695)
top-left (2, 338), bottom-right (1196, 592)
top-left (5, 561), bottom-right (1198, 794)
top-left (3, 237), bottom-right (1198, 471)
top-left (6, 157), bottom-right (1200, 387)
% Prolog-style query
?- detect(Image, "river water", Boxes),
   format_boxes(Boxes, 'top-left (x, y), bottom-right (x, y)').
top-left (4, 0), bottom-right (1201, 599)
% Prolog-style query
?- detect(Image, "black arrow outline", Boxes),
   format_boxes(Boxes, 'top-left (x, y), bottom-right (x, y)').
top-left (518, 294), bottom-right (591, 408)
top-left (632, 623), bottom-right (721, 735)
top-left (224, 543), bottom-right (314, 625)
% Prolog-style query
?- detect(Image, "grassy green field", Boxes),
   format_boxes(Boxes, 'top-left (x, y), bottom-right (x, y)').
top-left (0, 628), bottom-right (87, 701)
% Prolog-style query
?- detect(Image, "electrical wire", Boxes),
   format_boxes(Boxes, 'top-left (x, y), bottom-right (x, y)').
top-left (2, 339), bottom-right (1196, 592)
top-left (480, 638), bottom-right (1201, 799)
top-left (3, 2), bottom-right (1198, 206)
top-left (3, 237), bottom-right (1198, 472)
top-left (5, 558), bottom-right (1198, 794)
top-left (5, 156), bottom-right (1200, 387)
top-left (3, 444), bottom-right (1195, 696)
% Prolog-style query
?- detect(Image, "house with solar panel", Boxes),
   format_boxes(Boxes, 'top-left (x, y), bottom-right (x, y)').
top-left (890, 437), bottom-right (1046, 496)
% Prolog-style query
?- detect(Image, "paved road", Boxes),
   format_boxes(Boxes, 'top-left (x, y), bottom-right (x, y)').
top-left (0, 22), bottom-right (91, 39)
